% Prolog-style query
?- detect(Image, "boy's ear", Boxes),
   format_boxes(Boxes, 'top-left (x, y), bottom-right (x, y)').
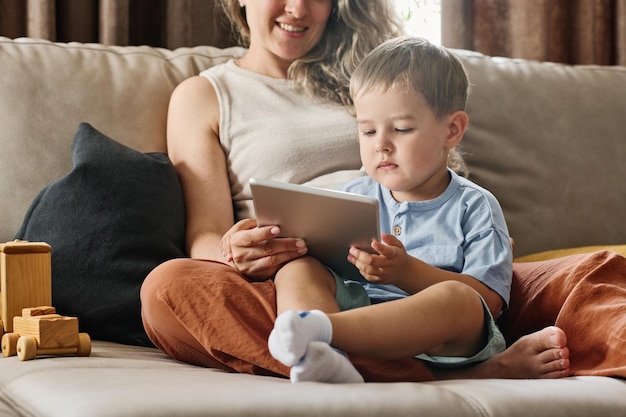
top-left (445, 111), bottom-right (469, 148)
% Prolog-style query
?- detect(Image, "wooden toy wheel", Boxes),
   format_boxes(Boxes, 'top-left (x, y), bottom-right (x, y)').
top-left (2, 333), bottom-right (19, 357)
top-left (77, 333), bottom-right (92, 357)
top-left (17, 336), bottom-right (37, 361)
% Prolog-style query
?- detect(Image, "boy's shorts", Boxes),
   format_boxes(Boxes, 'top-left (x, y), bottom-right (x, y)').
top-left (330, 269), bottom-right (507, 368)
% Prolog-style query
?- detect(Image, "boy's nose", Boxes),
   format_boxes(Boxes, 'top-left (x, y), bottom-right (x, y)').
top-left (375, 139), bottom-right (391, 153)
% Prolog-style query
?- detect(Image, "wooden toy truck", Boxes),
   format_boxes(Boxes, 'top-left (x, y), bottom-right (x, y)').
top-left (1, 240), bottom-right (52, 339)
top-left (2, 306), bottom-right (91, 361)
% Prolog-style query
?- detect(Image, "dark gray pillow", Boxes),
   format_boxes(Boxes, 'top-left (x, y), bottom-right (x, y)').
top-left (15, 123), bottom-right (186, 346)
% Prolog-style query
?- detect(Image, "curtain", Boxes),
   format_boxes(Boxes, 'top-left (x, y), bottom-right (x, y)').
top-left (0, 0), bottom-right (236, 48)
top-left (442, 0), bottom-right (626, 65)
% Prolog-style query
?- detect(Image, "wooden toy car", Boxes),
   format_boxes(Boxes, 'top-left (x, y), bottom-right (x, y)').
top-left (2, 306), bottom-right (91, 361)
top-left (1, 240), bottom-right (52, 339)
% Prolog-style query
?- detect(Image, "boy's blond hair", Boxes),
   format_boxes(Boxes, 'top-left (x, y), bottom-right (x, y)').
top-left (350, 36), bottom-right (470, 176)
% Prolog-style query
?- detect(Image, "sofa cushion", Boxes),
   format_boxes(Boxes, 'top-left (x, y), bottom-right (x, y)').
top-left (15, 123), bottom-right (186, 346)
top-left (1, 341), bottom-right (626, 417)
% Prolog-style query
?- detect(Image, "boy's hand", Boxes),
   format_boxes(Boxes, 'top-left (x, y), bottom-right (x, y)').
top-left (348, 233), bottom-right (410, 285)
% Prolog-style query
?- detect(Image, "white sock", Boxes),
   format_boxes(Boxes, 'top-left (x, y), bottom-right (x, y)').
top-left (268, 310), bottom-right (332, 366)
top-left (290, 341), bottom-right (364, 384)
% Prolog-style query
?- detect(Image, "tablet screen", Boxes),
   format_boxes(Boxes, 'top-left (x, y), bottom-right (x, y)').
top-left (250, 178), bottom-right (380, 281)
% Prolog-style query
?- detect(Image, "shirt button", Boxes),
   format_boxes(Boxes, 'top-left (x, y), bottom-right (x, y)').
top-left (393, 225), bottom-right (402, 236)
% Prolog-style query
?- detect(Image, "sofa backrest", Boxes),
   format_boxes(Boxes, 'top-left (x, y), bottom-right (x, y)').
top-left (1, 37), bottom-right (625, 257)
top-left (454, 49), bottom-right (626, 256)
top-left (0, 37), bottom-right (244, 244)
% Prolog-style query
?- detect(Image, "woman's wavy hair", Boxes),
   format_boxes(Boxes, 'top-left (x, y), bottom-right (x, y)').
top-left (219, 0), bottom-right (403, 107)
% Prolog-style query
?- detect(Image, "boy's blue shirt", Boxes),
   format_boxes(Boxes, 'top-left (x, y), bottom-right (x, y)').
top-left (337, 169), bottom-right (513, 307)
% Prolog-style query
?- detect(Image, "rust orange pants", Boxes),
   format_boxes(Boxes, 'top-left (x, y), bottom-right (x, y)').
top-left (141, 251), bottom-right (626, 381)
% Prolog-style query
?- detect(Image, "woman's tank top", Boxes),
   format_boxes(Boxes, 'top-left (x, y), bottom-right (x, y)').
top-left (201, 60), bottom-right (363, 220)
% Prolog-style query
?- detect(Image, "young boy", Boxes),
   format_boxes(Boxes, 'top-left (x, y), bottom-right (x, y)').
top-left (268, 36), bottom-right (513, 384)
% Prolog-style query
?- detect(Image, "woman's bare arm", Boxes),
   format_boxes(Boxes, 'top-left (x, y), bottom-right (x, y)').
top-left (166, 76), bottom-right (309, 279)
top-left (167, 76), bottom-right (234, 261)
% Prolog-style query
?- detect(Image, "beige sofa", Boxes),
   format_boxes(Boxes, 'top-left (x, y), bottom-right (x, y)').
top-left (1, 37), bottom-right (626, 416)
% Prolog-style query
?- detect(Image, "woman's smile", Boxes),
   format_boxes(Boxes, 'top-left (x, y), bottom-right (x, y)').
top-left (278, 22), bottom-right (307, 33)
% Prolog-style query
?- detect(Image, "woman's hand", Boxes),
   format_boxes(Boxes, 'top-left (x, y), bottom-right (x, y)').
top-left (348, 233), bottom-right (410, 286)
top-left (220, 218), bottom-right (308, 281)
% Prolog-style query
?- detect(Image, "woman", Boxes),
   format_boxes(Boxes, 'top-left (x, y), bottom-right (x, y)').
top-left (141, 0), bottom-right (575, 382)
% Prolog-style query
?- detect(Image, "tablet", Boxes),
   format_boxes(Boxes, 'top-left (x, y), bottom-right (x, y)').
top-left (250, 178), bottom-right (380, 281)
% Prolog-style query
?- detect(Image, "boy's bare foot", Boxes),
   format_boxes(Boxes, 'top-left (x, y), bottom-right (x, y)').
top-left (433, 326), bottom-right (570, 380)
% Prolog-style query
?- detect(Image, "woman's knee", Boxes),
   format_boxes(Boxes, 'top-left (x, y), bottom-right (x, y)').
top-left (142, 258), bottom-right (188, 308)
